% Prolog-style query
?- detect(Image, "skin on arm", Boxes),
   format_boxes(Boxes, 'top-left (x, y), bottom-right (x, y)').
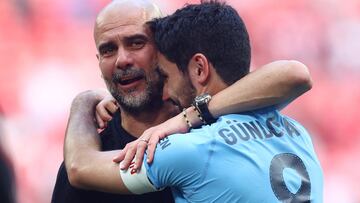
top-left (64, 90), bottom-right (131, 194)
top-left (209, 60), bottom-right (312, 117)
top-left (114, 60), bottom-right (312, 169)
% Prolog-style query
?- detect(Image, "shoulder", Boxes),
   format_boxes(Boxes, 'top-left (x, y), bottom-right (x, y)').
top-left (152, 132), bottom-right (204, 163)
top-left (145, 132), bottom-right (210, 188)
top-left (155, 127), bottom-right (215, 155)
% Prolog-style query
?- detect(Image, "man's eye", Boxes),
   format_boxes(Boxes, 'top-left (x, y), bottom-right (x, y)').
top-left (101, 48), bottom-right (115, 56)
top-left (130, 40), bottom-right (145, 49)
top-left (99, 44), bottom-right (117, 57)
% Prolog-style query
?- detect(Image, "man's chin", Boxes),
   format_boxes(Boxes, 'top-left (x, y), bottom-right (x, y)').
top-left (114, 87), bottom-right (147, 101)
top-left (117, 95), bottom-right (148, 109)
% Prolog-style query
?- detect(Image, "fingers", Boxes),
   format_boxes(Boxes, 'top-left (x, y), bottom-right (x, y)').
top-left (119, 142), bottom-right (137, 170)
top-left (95, 98), bottom-right (118, 129)
top-left (95, 111), bottom-right (106, 129)
top-left (134, 140), bottom-right (148, 170)
top-left (113, 145), bottom-right (127, 163)
top-left (104, 98), bottom-right (118, 114)
top-left (146, 133), bottom-right (160, 164)
top-left (96, 103), bottom-right (113, 121)
top-left (95, 107), bottom-right (112, 128)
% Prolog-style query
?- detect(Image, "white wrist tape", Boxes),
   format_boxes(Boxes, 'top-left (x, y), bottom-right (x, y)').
top-left (119, 160), bottom-right (159, 194)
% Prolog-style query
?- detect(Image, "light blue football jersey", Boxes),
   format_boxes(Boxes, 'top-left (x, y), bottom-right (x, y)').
top-left (144, 109), bottom-right (323, 203)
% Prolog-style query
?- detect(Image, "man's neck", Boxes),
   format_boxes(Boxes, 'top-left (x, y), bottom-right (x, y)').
top-left (119, 105), bottom-right (175, 137)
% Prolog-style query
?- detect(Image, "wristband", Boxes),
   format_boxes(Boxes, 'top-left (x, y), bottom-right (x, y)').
top-left (120, 160), bottom-right (160, 194)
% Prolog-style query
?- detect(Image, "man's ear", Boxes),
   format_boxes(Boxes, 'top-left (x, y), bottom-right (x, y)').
top-left (96, 54), bottom-right (100, 61)
top-left (188, 53), bottom-right (210, 85)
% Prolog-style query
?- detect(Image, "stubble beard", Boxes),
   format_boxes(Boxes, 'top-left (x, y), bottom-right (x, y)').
top-left (106, 67), bottom-right (164, 115)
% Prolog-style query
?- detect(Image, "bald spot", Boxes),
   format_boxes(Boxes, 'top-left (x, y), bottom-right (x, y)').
top-left (94, 0), bottom-right (162, 41)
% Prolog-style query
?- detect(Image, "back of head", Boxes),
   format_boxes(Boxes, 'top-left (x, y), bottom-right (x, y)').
top-left (148, 0), bottom-right (251, 85)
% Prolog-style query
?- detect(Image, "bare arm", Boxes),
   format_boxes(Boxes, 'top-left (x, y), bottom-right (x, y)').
top-left (209, 60), bottom-right (312, 117)
top-left (64, 90), bottom-right (131, 194)
top-left (116, 60), bottom-right (312, 169)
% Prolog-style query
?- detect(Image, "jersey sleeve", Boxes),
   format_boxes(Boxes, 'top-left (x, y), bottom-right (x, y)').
top-left (144, 133), bottom-right (206, 191)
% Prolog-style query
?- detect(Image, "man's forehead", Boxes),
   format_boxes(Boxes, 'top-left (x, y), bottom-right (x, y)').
top-left (95, 23), bottom-right (150, 45)
top-left (94, 12), bottom-right (151, 46)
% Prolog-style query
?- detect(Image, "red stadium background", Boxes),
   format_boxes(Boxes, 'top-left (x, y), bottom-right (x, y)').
top-left (1, 0), bottom-right (360, 202)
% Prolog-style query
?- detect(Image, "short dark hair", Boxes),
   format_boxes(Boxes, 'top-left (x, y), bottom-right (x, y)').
top-left (148, 0), bottom-right (251, 85)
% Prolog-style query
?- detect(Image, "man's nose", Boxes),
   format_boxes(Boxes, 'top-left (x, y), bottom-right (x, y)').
top-left (115, 48), bottom-right (134, 69)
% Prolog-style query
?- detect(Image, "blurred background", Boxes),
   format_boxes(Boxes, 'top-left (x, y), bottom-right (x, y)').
top-left (0, 0), bottom-right (359, 202)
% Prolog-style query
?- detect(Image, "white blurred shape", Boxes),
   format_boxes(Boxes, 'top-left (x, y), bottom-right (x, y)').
top-left (328, 20), bottom-right (360, 73)
top-left (21, 60), bottom-right (78, 125)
